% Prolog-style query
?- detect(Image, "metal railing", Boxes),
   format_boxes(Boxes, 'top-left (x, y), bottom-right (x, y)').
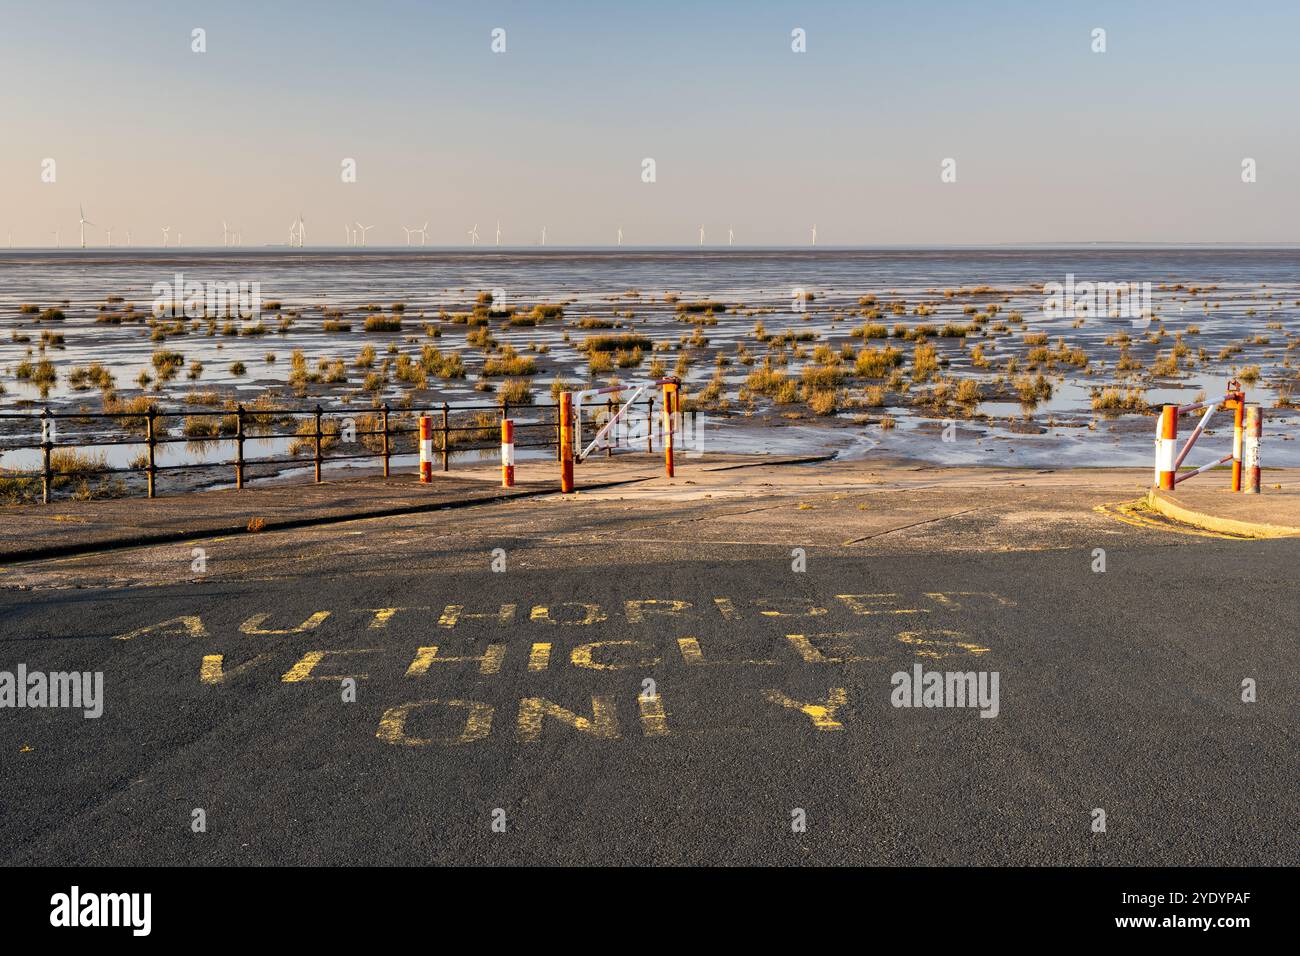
top-left (0, 395), bottom-right (675, 503)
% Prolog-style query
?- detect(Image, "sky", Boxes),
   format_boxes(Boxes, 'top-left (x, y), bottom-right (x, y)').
top-left (1, 0), bottom-right (1298, 247)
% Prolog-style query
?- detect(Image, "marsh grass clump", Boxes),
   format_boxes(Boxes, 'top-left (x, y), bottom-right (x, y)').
top-left (151, 349), bottom-right (185, 381)
top-left (0, 450), bottom-right (121, 504)
top-left (674, 300), bottom-right (726, 314)
top-left (420, 346), bottom-right (466, 379)
top-left (17, 358), bottom-right (59, 389)
top-left (854, 345), bottom-right (903, 378)
top-left (67, 363), bottom-right (115, 391)
top-left (483, 347), bottom-right (537, 376)
top-left (1091, 386), bottom-right (1149, 414)
top-left (1014, 372), bottom-right (1053, 404)
top-left (498, 378), bottom-right (534, 406)
top-left (582, 333), bottom-right (653, 353)
top-left (911, 343), bottom-right (939, 382)
top-left (363, 315), bottom-right (403, 332)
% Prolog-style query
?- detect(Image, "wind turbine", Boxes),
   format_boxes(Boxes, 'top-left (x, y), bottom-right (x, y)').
top-left (78, 205), bottom-right (94, 248)
top-left (161, 225), bottom-right (171, 247)
top-left (495, 221), bottom-right (501, 246)
top-left (222, 220), bottom-right (230, 247)
top-left (297, 213), bottom-right (306, 247)
top-left (355, 222), bottom-right (374, 247)
top-left (417, 222), bottom-right (429, 246)
top-left (126, 230), bottom-right (132, 247)
top-left (728, 224), bottom-right (734, 247)
top-left (698, 224), bottom-right (705, 247)
top-left (176, 231), bottom-right (183, 247)
top-left (105, 226), bottom-right (113, 248)
top-left (541, 226), bottom-right (547, 246)
top-left (345, 224), bottom-right (353, 246)
top-left (53, 229), bottom-right (60, 248)
top-left (617, 226), bottom-right (623, 247)
top-left (468, 223), bottom-right (480, 246)
top-left (402, 226), bottom-right (413, 246)
top-left (810, 224), bottom-right (817, 247)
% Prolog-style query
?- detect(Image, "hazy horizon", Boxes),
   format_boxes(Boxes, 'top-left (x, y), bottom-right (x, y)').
top-left (3, 0), bottom-right (1298, 247)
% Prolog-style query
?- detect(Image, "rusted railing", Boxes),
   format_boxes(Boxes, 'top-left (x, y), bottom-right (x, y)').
top-left (0, 395), bottom-right (676, 503)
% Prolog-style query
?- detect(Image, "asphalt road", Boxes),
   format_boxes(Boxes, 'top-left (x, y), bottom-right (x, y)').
top-left (1, 473), bottom-right (1297, 866)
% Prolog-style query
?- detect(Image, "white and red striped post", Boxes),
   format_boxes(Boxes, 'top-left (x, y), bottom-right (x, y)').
top-left (1154, 404), bottom-right (1177, 490)
top-left (1242, 404), bottom-right (1262, 494)
top-left (419, 415), bottom-right (433, 483)
top-left (501, 418), bottom-right (515, 487)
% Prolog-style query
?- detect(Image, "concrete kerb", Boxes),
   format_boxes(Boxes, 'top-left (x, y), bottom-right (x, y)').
top-left (1146, 487), bottom-right (1300, 539)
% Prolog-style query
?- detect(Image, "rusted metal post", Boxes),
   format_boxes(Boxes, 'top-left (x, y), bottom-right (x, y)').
top-left (440, 401), bottom-right (450, 471)
top-left (663, 383), bottom-right (676, 478)
top-left (381, 403), bottom-right (391, 478)
top-left (40, 406), bottom-right (53, 504)
top-left (146, 406), bottom-right (158, 498)
top-left (313, 405), bottom-right (323, 482)
top-left (235, 404), bottom-right (246, 490)
top-left (559, 392), bottom-right (574, 492)
top-left (646, 398), bottom-right (655, 452)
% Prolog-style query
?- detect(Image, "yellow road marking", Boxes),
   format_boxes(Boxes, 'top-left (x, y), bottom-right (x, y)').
top-left (1095, 501), bottom-right (1250, 540)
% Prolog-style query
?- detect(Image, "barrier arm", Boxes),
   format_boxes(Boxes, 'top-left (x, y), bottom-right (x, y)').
top-left (573, 378), bottom-right (679, 463)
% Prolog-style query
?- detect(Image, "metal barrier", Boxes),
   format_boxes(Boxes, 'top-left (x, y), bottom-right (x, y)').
top-left (1153, 380), bottom-right (1257, 492)
top-left (563, 378), bottom-right (681, 490)
top-left (0, 395), bottom-right (682, 503)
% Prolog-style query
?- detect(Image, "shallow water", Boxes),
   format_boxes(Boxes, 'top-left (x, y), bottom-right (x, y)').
top-left (3, 247), bottom-right (1299, 476)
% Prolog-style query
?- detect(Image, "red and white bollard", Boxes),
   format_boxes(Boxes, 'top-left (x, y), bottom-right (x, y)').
top-left (1154, 404), bottom-right (1177, 490)
top-left (1242, 404), bottom-right (1262, 494)
top-left (419, 415), bottom-right (433, 483)
top-left (501, 418), bottom-right (515, 487)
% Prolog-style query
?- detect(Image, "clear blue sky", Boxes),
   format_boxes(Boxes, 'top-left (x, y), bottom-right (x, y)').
top-left (2, 0), bottom-right (1297, 246)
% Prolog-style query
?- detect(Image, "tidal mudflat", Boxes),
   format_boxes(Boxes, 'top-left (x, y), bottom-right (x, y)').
top-left (3, 247), bottom-right (1300, 500)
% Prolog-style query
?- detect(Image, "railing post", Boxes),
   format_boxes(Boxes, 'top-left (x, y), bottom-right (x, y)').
top-left (313, 404), bottom-right (323, 482)
top-left (146, 406), bottom-right (157, 498)
top-left (606, 397), bottom-right (614, 458)
top-left (235, 404), bottom-right (246, 490)
top-left (440, 401), bottom-right (450, 471)
top-left (381, 403), bottom-right (391, 478)
top-left (646, 398), bottom-right (655, 452)
top-left (40, 406), bottom-right (53, 504)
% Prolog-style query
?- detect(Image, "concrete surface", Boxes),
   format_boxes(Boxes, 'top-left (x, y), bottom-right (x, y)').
top-left (2, 456), bottom-right (1295, 865)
